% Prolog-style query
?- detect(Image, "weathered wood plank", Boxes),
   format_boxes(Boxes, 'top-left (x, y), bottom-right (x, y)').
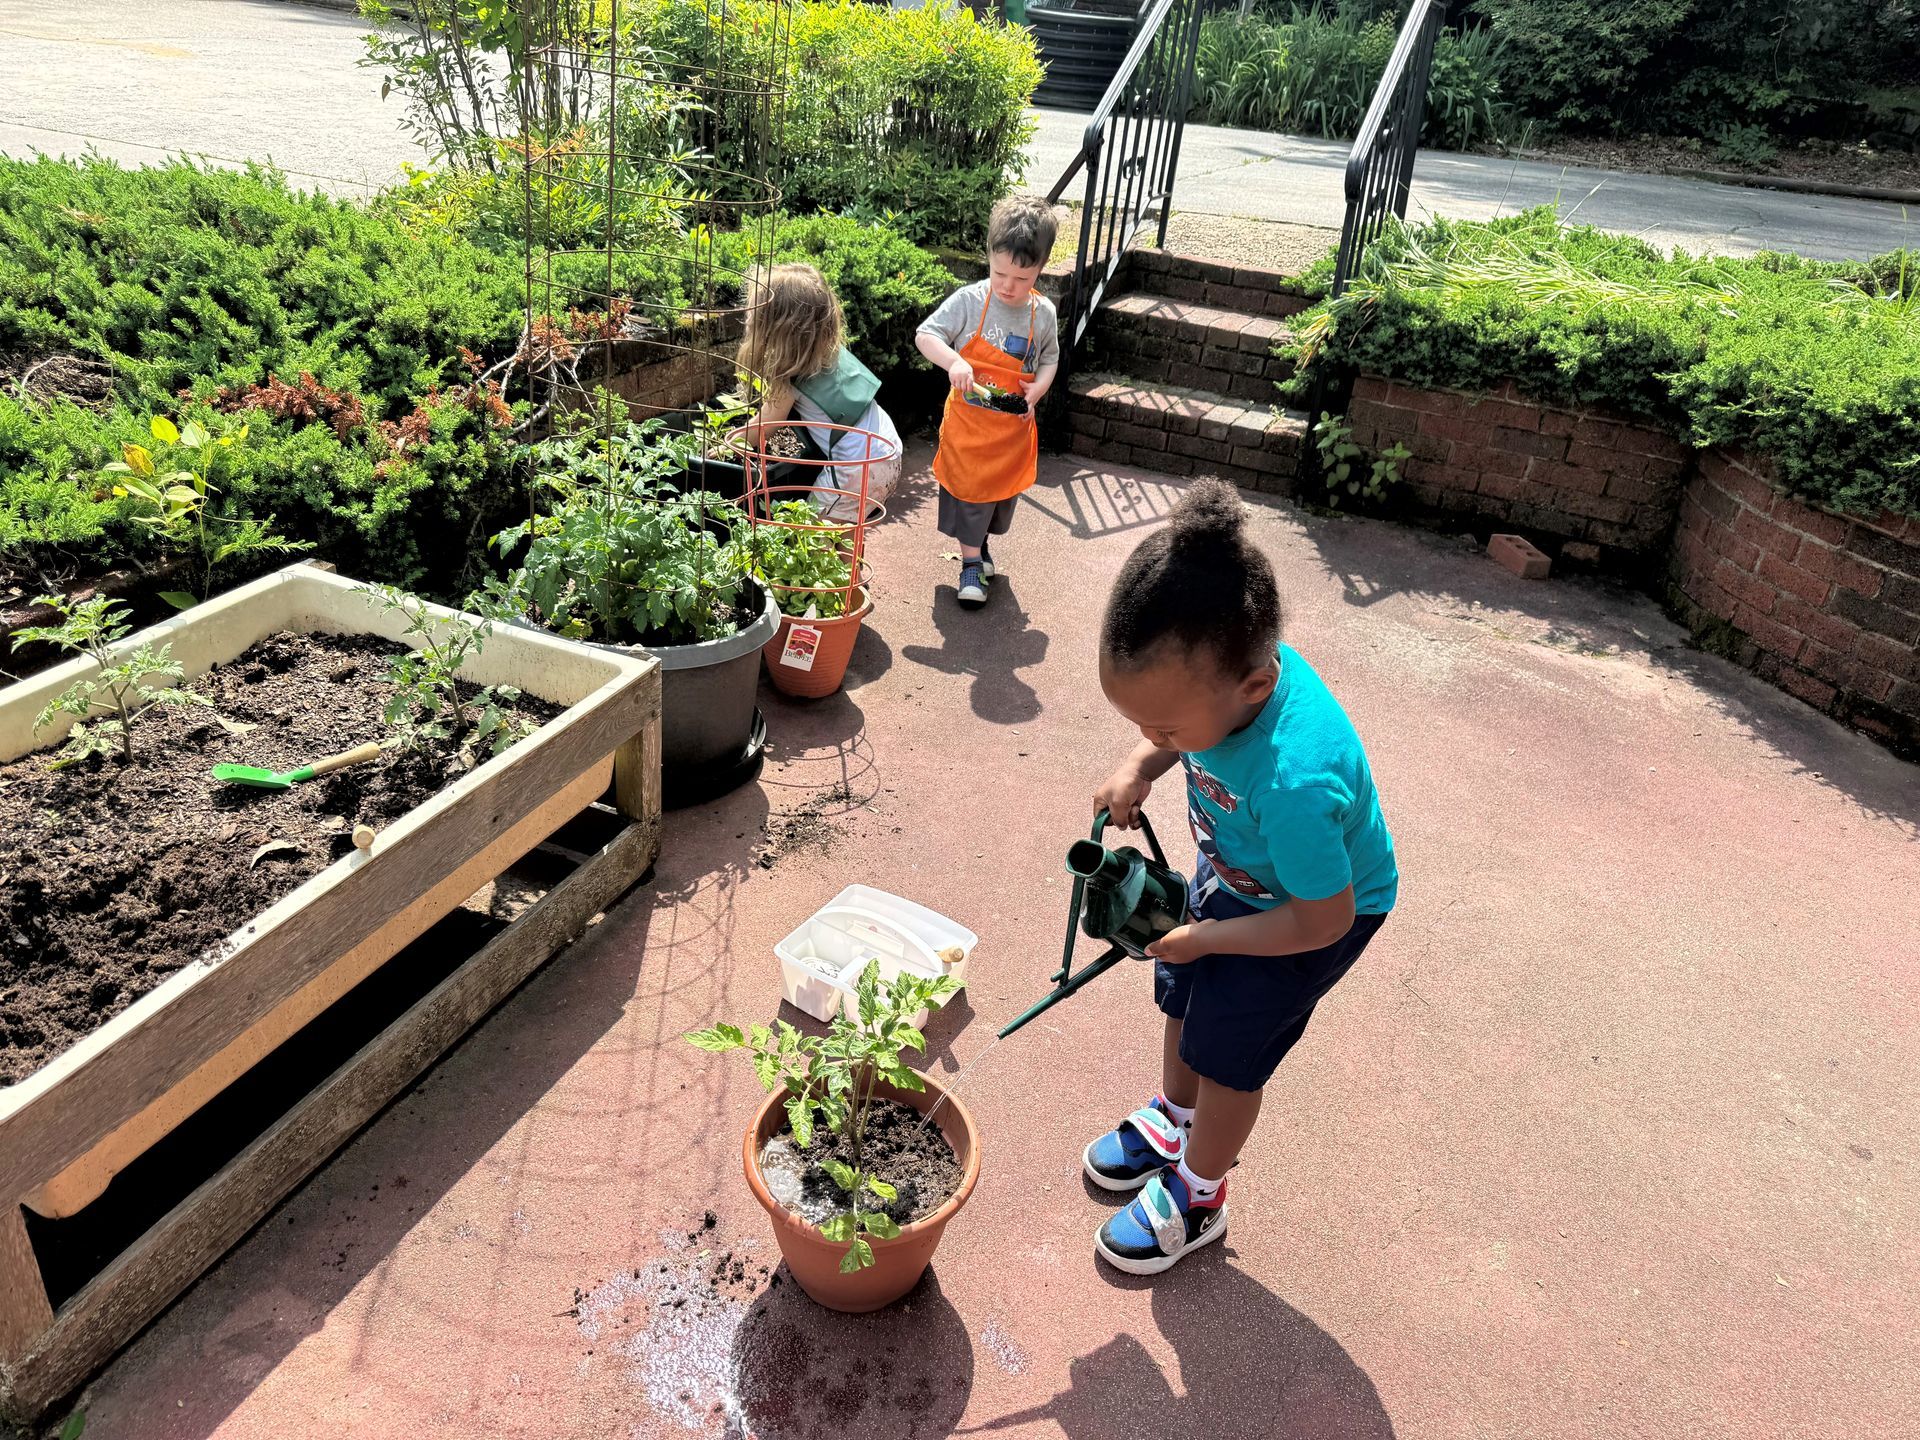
top-left (0, 1205), bottom-right (52, 1366)
top-left (0, 811), bottom-right (654, 1422)
top-left (611, 670), bottom-right (663, 867)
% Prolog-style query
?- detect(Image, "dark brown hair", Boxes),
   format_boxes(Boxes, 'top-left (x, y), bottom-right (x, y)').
top-left (1100, 479), bottom-right (1283, 677)
top-left (988, 196), bottom-right (1057, 269)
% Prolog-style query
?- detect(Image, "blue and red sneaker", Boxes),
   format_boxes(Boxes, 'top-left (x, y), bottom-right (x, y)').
top-left (1082, 1097), bottom-right (1188, 1192)
top-left (1095, 1165), bottom-right (1229, 1275)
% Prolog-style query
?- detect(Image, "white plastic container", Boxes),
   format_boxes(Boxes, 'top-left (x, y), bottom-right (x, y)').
top-left (775, 886), bottom-right (978, 1026)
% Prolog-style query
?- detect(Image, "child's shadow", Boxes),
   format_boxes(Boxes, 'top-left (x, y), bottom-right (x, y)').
top-left (959, 1258), bottom-right (1396, 1439)
top-left (900, 579), bottom-right (1050, 726)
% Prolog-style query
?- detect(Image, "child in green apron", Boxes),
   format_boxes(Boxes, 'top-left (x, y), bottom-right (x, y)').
top-left (739, 264), bottom-right (902, 523)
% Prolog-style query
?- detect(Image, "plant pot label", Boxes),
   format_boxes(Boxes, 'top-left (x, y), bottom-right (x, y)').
top-left (778, 624), bottom-right (822, 672)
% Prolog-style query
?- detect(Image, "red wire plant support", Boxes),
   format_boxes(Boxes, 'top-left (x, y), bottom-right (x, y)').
top-left (731, 418), bottom-right (901, 699)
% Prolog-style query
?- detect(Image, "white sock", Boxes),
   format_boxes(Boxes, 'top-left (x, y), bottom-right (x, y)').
top-left (1157, 1094), bottom-right (1196, 1129)
top-left (1176, 1155), bottom-right (1224, 1204)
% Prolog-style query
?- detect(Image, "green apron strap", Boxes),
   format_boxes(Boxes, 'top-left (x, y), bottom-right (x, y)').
top-left (792, 348), bottom-right (881, 428)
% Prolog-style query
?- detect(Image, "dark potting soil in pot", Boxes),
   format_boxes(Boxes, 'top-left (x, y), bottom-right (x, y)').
top-left (758, 1097), bottom-right (963, 1227)
top-left (0, 631), bottom-right (559, 1084)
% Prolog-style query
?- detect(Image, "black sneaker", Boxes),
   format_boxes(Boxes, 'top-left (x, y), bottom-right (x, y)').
top-left (957, 560), bottom-right (987, 608)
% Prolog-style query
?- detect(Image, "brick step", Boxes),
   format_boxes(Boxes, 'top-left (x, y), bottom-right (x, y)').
top-left (1123, 249), bottom-right (1316, 319)
top-left (1089, 292), bottom-right (1296, 401)
top-left (1066, 373), bottom-right (1307, 496)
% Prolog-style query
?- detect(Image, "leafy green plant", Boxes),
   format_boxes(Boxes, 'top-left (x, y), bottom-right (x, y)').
top-left (686, 959), bottom-right (961, 1272)
top-left (10, 594), bottom-right (206, 768)
top-left (1314, 411), bottom-right (1410, 506)
top-left (1466, 0), bottom-right (1920, 140)
top-left (633, 0), bottom-right (1041, 248)
top-left (104, 415), bottom-right (306, 607)
top-left (360, 584), bottom-right (532, 760)
top-left (748, 500), bottom-right (856, 618)
top-left (1290, 207), bottom-right (1920, 519)
top-left (486, 417), bottom-right (756, 648)
top-left (1713, 122), bottom-right (1780, 171)
top-left (1191, 6), bottom-right (1510, 150)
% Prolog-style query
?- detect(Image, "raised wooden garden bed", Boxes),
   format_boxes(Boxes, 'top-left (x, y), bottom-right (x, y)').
top-left (0, 562), bottom-right (662, 1421)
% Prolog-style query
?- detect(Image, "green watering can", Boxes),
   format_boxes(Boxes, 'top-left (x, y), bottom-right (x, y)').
top-left (997, 808), bottom-right (1190, 1038)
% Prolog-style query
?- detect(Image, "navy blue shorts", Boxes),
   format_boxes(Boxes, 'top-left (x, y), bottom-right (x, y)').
top-left (1154, 858), bottom-right (1387, 1092)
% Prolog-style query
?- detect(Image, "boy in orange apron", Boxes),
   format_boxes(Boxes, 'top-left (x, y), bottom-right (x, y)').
top-left (916, 197), bottom-right (1062, 608)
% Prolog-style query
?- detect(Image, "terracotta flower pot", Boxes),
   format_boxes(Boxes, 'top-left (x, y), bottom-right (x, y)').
top-left (761, 587), bottom-right (873, 699)
top-left (742, 1072), bottom-right (981, 1313)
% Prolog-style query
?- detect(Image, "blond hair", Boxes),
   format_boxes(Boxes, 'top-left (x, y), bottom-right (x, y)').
top-left (738, 263), bottom-right (844, 394)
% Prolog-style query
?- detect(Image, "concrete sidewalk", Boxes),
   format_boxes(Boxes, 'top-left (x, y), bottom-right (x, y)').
top-left (3, 2), bottom-right (1913, 260)
top-left (1025, 110), bottom-right (1918, 261)
top-left (64, 448), bottom-right (1920, 1438)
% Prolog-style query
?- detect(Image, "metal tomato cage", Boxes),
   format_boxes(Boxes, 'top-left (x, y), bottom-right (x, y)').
top-left (728, 418), bottom-right (901, 623)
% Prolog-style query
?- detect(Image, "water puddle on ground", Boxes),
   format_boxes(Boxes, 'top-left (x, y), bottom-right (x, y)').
top-left (573, 1213), bottom-right (973, 1438)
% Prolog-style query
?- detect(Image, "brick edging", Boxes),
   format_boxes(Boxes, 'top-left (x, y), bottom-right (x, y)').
top-left (1345, 373), bottom-right (1918, 752)
top-left (1346, 376), bottom-right (1688, 562)
top-left (1670, 451), bottom-right (1919, 750)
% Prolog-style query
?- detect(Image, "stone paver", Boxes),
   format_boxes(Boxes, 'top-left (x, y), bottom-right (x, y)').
top-left (63, 446), bottom-right (1920, 1439)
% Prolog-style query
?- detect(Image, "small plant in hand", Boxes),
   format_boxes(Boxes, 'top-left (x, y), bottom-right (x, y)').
top-left (1315, 411), bottom-right (1410, 507)
top-left (104, 416), bottom-right (308, 608)
top-left (361, 585), bottom-right (533, 763)
top-left (687, 961), bottom-right (960, 1272)
top-left (11, 594), bottom-right (206, 768)
top-left (973, 383), bottom-right (1029, 416)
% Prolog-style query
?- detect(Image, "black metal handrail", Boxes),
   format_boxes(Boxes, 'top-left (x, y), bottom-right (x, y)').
top-left (1330, 0), bottom-right (1445, 297)
top-left (1044, 0), bottom-right (1205, 378)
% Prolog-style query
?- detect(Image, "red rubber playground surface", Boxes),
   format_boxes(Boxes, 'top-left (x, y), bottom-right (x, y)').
top-left (67, 446), bottom-right (1920, 1439)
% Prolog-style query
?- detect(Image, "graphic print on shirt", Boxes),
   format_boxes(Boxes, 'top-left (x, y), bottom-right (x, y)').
top-left (979, 320), bottom-right (1036, 371)
top-left (1186, 760), bottom-right (1238, 813)
top-left (1186, 769), bottom-right (1276, 902)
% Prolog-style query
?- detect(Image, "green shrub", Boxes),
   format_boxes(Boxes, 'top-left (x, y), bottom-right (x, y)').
top-left (1295, 209), bottom-right (1920, 519)
top-left (633, 0), bottom-right (1040, 248)
top-left (0, 156), bottom-right (522, 415)
top-left (1192, 6), bottom-right (1510, 151)
top-left (0, 157), bottom-right (532, 593)
top-left (1465, 0), bottom-right (1920, 139)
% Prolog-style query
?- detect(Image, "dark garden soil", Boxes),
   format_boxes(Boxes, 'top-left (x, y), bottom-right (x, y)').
top-left (0, 631), bottom-right (558, 1084)
top-left (758, 1097), bottom-right (963, 1227)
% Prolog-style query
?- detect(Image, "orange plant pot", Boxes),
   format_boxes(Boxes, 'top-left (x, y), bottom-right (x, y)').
top-left (761, 587), bottom-right (873, 699)
top-left (742, 1072), bottom-right (981, 1313)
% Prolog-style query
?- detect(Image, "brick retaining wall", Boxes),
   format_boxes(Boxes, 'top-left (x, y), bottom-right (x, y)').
top-left (1347, 376), bottom-right (1690, 561)
top-left (1670, 451), bottom-right (1919, 751)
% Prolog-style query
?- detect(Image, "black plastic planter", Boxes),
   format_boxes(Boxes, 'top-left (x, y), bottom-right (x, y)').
top-left (1029, 0), bottom-right (1151, 112)
top-left (620, 578), bottom-right (780, 809)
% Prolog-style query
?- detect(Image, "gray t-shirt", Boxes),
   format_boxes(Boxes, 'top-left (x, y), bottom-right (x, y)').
top-left (918, 281), bottom-right (1061, 374)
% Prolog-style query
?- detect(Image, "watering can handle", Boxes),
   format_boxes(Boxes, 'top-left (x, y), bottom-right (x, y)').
top-left (1089, 806), bottom-right (1171, 869)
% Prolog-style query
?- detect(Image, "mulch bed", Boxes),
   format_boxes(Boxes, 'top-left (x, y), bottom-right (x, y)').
top-left (1492, 134), bottom-right (1920, 195)
top-left (0, 630), bottom-right (558, 1084)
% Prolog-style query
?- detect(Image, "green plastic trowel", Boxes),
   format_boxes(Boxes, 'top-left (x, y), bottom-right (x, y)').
top-left (212, 741), bottom-right (382, 791)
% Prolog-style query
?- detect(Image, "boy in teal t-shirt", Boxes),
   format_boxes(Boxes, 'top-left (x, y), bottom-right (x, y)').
top-left (1180, 642), bottom-right (1398, 918)
top-left (1085, 481), bottom-right (1398, 1276)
